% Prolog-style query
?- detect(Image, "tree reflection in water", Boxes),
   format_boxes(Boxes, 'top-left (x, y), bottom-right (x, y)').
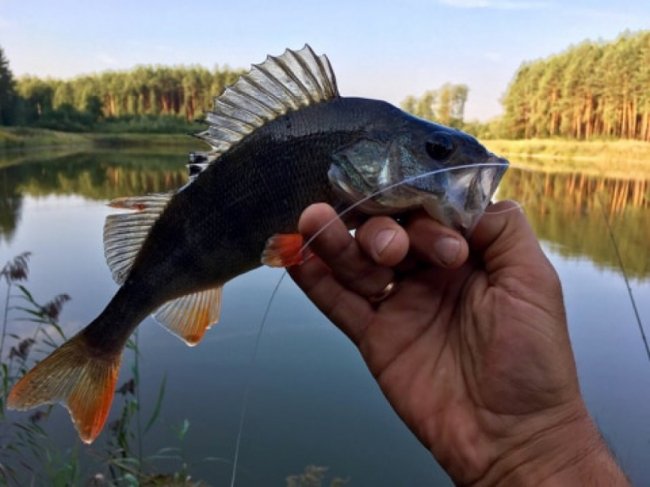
top-left (1, 151), bottom-right (648, 278)
top-left (499, 167), bottom-right (649, 278)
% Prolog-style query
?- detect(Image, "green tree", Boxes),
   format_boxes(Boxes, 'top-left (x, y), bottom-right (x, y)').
top-left (501, 30), bottom-right (650, 141)
top-left (14, 76), bottom-right (54, 123)
top-left (400, 84), bottom-right (468, 128)
top-left (438, 83), bottom-right (468, 128)
top-left (11, 62), bottom-right (244, 130)
top-left (0, 47), bottom-right (17, 125)
top-left (415, 90), bottom-right (437, 121)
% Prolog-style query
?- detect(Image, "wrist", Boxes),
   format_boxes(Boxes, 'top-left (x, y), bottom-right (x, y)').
top-left (471, 402), bottom-right (629, 487)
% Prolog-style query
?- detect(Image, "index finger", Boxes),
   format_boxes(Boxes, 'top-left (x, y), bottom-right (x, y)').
top-left (288, 204), bottom-right (377, 343)
top-left (297, 204), bottom-right (396, 299)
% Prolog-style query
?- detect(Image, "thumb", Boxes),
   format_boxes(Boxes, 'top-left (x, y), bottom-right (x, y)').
top-left (470, 201), bottom-right (562, 303)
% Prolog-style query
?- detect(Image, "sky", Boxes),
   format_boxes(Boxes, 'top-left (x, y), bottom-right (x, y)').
top-left (1, 0), bottom-right (649, 121)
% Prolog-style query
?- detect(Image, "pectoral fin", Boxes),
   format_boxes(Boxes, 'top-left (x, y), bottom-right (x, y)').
top-left (261, 233), bottom-right (311, 267)
top-left (153, 287), bottom-right (223, 346)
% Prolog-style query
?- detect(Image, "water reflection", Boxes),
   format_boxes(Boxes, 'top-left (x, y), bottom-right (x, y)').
top-left (1, 152), bottom-right (649, 278)
top-left (1, 150), bottom-right (649, 485)
top-left (0, 149), bottom-right (187, 242)
top-left (499, 168), bottom-right (650, 278)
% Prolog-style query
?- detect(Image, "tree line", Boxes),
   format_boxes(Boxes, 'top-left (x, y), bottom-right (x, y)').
top-left (400, 31), bottom-right (650, 141)
top-left (400, 83), bottom-right (469, 129)
top-left (501, 30), bottom-right (650, 141)
top-left (0, 46), bottom-right (242, 131)
top-left (1, 30), bottom-right (650, 139)
top-left (17, 65), bottom-right (242, 121)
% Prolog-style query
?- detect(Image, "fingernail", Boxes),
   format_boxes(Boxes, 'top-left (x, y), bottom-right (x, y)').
top-left (434, 237), bottom-right (460, 266)
top-left (374, 229), bottom-right (397, 256)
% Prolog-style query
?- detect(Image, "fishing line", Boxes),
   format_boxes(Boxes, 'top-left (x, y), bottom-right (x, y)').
top-left (232, 161), bottom-right (620, 483)
top-left (483, 201), bottom-right (526, 215)
top-left (229, 271), bottom-right (287, 487)
top-left (595, 192), bottom-right (650, 362)
top-left (299, 161), bottom-right (511, 253)
top-left (228, 161), bottom-right (509, 484)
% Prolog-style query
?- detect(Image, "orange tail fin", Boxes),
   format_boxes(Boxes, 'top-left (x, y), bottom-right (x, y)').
top-left (7, 333), bottom-right (121, 444)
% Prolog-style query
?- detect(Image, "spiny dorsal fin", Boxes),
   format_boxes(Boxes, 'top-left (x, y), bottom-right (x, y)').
top-left (153, 286), bottom-right (223, 346)
top-left (197, 44), bottom-right (339, 159)
top-left (103, 193), bottom-right (173, 284)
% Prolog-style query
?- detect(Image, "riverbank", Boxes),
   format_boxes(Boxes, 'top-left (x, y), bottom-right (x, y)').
top-left (0, 127), bottom-right (202, 151)
top-left (485, 138), bottom-right (650, 178)
top-left (2, 128), bottom-right (649, 177)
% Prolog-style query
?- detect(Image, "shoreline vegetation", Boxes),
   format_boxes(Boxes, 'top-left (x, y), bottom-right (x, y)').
top-left (1, 127), bottom-right (649, 178)
top-left (0, 126), bottom-right (201, 150)
top-left (1, 30), bottom-right (648, 179)
top-left (484, 139), bottom-right (650, 179)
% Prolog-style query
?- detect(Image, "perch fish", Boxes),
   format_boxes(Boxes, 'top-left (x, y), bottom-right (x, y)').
top-left (8, 45), bottom-right (508, 443)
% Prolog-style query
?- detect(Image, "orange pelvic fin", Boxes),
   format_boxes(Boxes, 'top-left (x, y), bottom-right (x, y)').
top-left (7, 333), bottom-right (121, 444)
top-left (154, 286), bottom-right (223, 346)
top-left (261, 233), bottom-right (310, 267)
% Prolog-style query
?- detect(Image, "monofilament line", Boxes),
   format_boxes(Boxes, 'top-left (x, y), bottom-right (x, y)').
top-left (300, 162), bottom-right (510, 253)
top-left (229, 271), bottom-right (287, 487)
top-left (595, 192), bottom-right (650, 363)
top-left (229, 160), bottom-right (509, 485)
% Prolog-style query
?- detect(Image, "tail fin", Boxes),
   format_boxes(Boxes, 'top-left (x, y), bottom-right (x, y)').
top-left (7, 333), bottom-right (121, 444)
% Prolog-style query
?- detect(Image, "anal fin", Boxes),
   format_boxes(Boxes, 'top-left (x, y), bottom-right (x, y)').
top-left (154, 287), bottom-right (223, 346)
top-left (261, 233), bottom-right (311, 267)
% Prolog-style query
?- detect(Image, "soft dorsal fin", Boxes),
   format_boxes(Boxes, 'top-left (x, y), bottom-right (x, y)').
top-left (103, 193), bottom-right (173, 284)
top-left (197, 44), bottom-right (339, 159)
top-left (153, 286), bottom-right (223, 346)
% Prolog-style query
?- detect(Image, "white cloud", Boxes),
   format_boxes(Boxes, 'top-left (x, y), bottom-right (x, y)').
top-left (439, 0), bottom-right (551, 10)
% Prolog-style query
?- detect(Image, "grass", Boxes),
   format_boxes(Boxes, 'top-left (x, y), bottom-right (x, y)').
top-left (0, 253), bottom-right (203, 486)
top-left (0, 127), bottom-right (200, 151)
top-left (0, 127), bottom-right (91, 150)
top-left (87, 133), bottom-right (201, 150)
top-left (2, 126), bottom-right (649, 177)
top-left (485, 138), bottom-right (650, 178)
top-left (0, 254), bottom-right (351, 485)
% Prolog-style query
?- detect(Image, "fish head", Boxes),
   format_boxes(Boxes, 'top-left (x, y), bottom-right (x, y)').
top-left (328, 114), bottom-right (509, 234)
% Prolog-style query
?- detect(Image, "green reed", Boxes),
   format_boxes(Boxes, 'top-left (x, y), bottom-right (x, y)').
top-left (0, 253), bottom-right (353, 486)
top-left (0, 253), bottom-right (200, 486)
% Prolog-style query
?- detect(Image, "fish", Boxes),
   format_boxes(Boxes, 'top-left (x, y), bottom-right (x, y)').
top-left (7, 45), bottom-right (508, 443)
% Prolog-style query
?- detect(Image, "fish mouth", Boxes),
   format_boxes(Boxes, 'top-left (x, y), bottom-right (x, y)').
top-left (328, 154), bottom-right (509, 234)
top-left (410, 155), bottom-right (509, 234)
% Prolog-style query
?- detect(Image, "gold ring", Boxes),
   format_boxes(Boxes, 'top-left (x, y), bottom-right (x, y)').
top-left (369, 281), bottom-right (397, 304)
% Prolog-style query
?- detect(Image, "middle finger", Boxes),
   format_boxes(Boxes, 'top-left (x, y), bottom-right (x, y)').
top-left (298, 204), bottom-right (396, 298)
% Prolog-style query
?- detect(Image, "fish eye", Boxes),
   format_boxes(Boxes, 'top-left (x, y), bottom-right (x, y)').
top-left (425, 134), bottom-right (455, 161)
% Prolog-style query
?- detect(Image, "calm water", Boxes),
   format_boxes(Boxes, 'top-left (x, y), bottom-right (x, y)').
top-left (1, 147), bottom-right (649, 486)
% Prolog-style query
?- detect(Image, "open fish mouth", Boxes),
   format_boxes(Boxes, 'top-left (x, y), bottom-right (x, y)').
top-left (329, 156), bottom-right (509, 234)
top-left (409, 157), bottom-right (509, 234)
top-left (407, 155), bottom-right (508, 236)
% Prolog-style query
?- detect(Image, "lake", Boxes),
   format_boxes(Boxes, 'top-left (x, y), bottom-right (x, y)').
top-left (1, 146), bottom-right (649, 486)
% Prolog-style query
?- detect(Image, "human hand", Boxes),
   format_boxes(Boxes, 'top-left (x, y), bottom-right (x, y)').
top-left (289, 202), bottom-right (628, 486)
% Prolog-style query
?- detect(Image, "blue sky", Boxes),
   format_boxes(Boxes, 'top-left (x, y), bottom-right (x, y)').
top-left (1, 0), bottom-right (648, 120)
